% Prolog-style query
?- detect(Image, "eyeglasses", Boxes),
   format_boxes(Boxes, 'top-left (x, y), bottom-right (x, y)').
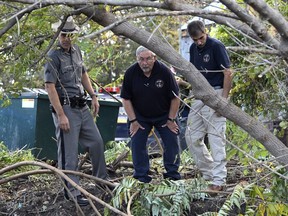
top-left (60, 33), bottom-right (74, 38)
top-left (137, 56), bottom-right (155, 63)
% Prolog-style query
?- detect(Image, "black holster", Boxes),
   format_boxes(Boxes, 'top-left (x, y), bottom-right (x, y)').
top-left (50, 96), bottom-right (87, 113)
top-left (67, 96), bottom-right (87, 108)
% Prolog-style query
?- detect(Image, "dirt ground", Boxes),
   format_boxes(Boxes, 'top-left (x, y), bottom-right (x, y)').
top-left (0, 163), bottom-right (246, 216)
top-left (0, 178), bottom-right (234, 216)
top-left (0, 172), bottom-right (116, 216)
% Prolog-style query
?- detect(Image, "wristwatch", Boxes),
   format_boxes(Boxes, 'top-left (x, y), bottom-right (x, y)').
top-left (90, 93), bottom-right (98, 98)
top-left (168, 117), bottom-right (176, 122)
top-left (129, 118), bottom-right (137, 123)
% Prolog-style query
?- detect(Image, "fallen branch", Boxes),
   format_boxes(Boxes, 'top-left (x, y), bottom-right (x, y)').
top-left (119, 161), bottom-right (134, 168)
top-left (127, 190), bottom-right (140, 216)
top-left (0, 161), bottom-right (127, 216)
top-left (0, 168), bottom-right (117, 189)
top-left (109, 149), bottom-right (130, 171)
top-left (78, 152), bottom-right (90, 171)
top-left (84, 161), bottom-right (134, 169)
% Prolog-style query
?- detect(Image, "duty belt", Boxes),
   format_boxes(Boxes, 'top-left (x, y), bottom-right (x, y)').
top-left (61, 96), bottom-right (87, 108)
top-left (50, 96), bottom-right (87, 113)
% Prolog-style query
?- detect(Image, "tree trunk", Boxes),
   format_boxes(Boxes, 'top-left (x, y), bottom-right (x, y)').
top-left (76, 6), bottom-right (288, 169)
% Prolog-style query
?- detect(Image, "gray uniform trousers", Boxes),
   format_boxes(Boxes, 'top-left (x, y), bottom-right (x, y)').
top-left (52, 104), bottom-right (107, 198)
top-left (185, 89), bottom-right (227, 186)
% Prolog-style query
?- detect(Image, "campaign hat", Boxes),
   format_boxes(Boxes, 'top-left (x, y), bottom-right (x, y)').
top-left (51, 16), bottom-right (79, 34)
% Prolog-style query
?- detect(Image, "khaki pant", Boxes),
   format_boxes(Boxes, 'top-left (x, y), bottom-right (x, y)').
top-left (185, 90), bottom-right (227, 185)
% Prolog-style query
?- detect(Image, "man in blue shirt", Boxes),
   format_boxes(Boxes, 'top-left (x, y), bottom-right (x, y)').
top-left (121, 46), bottom-right (181, 183)
top-left (185, 20), bottom-right (233, 192)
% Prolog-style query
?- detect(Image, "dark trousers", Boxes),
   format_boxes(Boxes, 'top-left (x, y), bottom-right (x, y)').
top-left (130, 115), bottom-right (181, 183)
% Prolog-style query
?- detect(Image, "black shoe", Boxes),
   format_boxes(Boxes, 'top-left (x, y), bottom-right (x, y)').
top-left (76, 195), bottom-right (89, 206)
top-left (163, 174), bottom-right (181, 181)
top-left (134, 176), bottom-right (152, 183)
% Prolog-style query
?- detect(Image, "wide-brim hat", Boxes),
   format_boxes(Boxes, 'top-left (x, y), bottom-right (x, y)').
top-left (51, 16), bottom-right (79, 34)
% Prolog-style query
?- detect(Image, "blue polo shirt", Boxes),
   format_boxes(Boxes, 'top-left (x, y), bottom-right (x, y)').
top-left (121, 61), bottom-right (179, 118)
top-left (189, 36), bottom-right (230, 87)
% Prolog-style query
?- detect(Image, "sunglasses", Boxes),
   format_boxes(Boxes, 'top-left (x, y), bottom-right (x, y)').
top-left (60, 33), bottom-right (74, 38)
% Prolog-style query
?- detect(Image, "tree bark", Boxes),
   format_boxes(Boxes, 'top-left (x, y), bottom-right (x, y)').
top-left (2, 0), bottom-right (288, 168)
top-left (77, 6), bottom-right (288, 169)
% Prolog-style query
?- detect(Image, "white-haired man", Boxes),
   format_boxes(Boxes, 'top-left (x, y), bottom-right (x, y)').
top-left (121, 46), bottom-right (181, 183)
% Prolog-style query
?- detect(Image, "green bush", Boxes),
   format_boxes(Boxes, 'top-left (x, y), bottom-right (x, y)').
top-left (0, 142), bottom-right (35, 176)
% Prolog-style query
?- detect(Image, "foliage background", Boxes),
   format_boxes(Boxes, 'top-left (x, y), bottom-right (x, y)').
top-left (0, 1), bottom-right (288, 215)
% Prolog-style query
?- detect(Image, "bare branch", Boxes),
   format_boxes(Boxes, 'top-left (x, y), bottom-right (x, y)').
top-left (162, 0), bottom-right (281, 50)
top-left (0, 161), bottom-right (126, 215)
top-left (219, 0), bottom-right (279, 49)
top-left (29, 10), bottom-right (83, 70)
top-left (2, 1), bottom-right (43, 24)
top-left (245, 0), bottom-right (288, 40)
top-left (127, 190), bottom-right (140, 216)
top-left (163, 0), bottom-right (270, 48)
top-left (0, 9), bottom-right (27, 37)
top-left (2, 0), bottom-right (275, 49)
top-left (0, 168), bottom-right (117, 189)
top-left (76, 5), bottom-right (288, 169)
top-left (226, 46), bottom-right (280, 55)
top-left (82, 9), bottom-right (238, 40)
top-left (2, 0), bottom-right (165, 8)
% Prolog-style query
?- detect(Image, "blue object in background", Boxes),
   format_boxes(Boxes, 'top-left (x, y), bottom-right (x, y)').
top-left (0, 90), bottom-right (122, 160)
top-left (0, 91), bottom-right (57, 160)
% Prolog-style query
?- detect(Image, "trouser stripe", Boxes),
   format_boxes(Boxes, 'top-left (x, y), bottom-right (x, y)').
top-left (60, 129), bottom-right (68, 198)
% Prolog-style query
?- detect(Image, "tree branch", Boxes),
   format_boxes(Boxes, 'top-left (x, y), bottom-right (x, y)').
top-left (163, 0), bottom-right (268, 47)
top-left (82, 9), bottom-right (238, 40)
top-left (0, 161), bottom-right (126, 215)
top-left (127, 190), bottom-right (140, 216)
top-left (226, 46), bottom-right (280, 55)
top-left (3, 0), bottom-right (165, 8)
top-left (29, 11), bottom-right (81, 70)
top-left (245, 0), bottom-right (288, 40)
top-left (77, 5), bottom-right (288, 169)
top-left (0, 13), bottom-right (26, 37)
top-left (219, 0), bottom-right (279, 49)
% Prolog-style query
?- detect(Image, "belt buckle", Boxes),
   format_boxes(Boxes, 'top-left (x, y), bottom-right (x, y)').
top-left (213, 86), bottom-right (222, 90)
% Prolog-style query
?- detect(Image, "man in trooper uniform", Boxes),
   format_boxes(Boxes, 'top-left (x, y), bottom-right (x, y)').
top-left (121, 46), bottom-right (181, 183)
top-left (185, 20), bottom-right (233, 192)
top-left (44, 16), bottom-right (108, 206)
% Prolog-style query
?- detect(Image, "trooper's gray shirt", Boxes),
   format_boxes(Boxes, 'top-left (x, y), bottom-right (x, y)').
top-left (43, 43), bottom-right (108, 198)
top-left (44, 44), bottom-right (85, 98)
